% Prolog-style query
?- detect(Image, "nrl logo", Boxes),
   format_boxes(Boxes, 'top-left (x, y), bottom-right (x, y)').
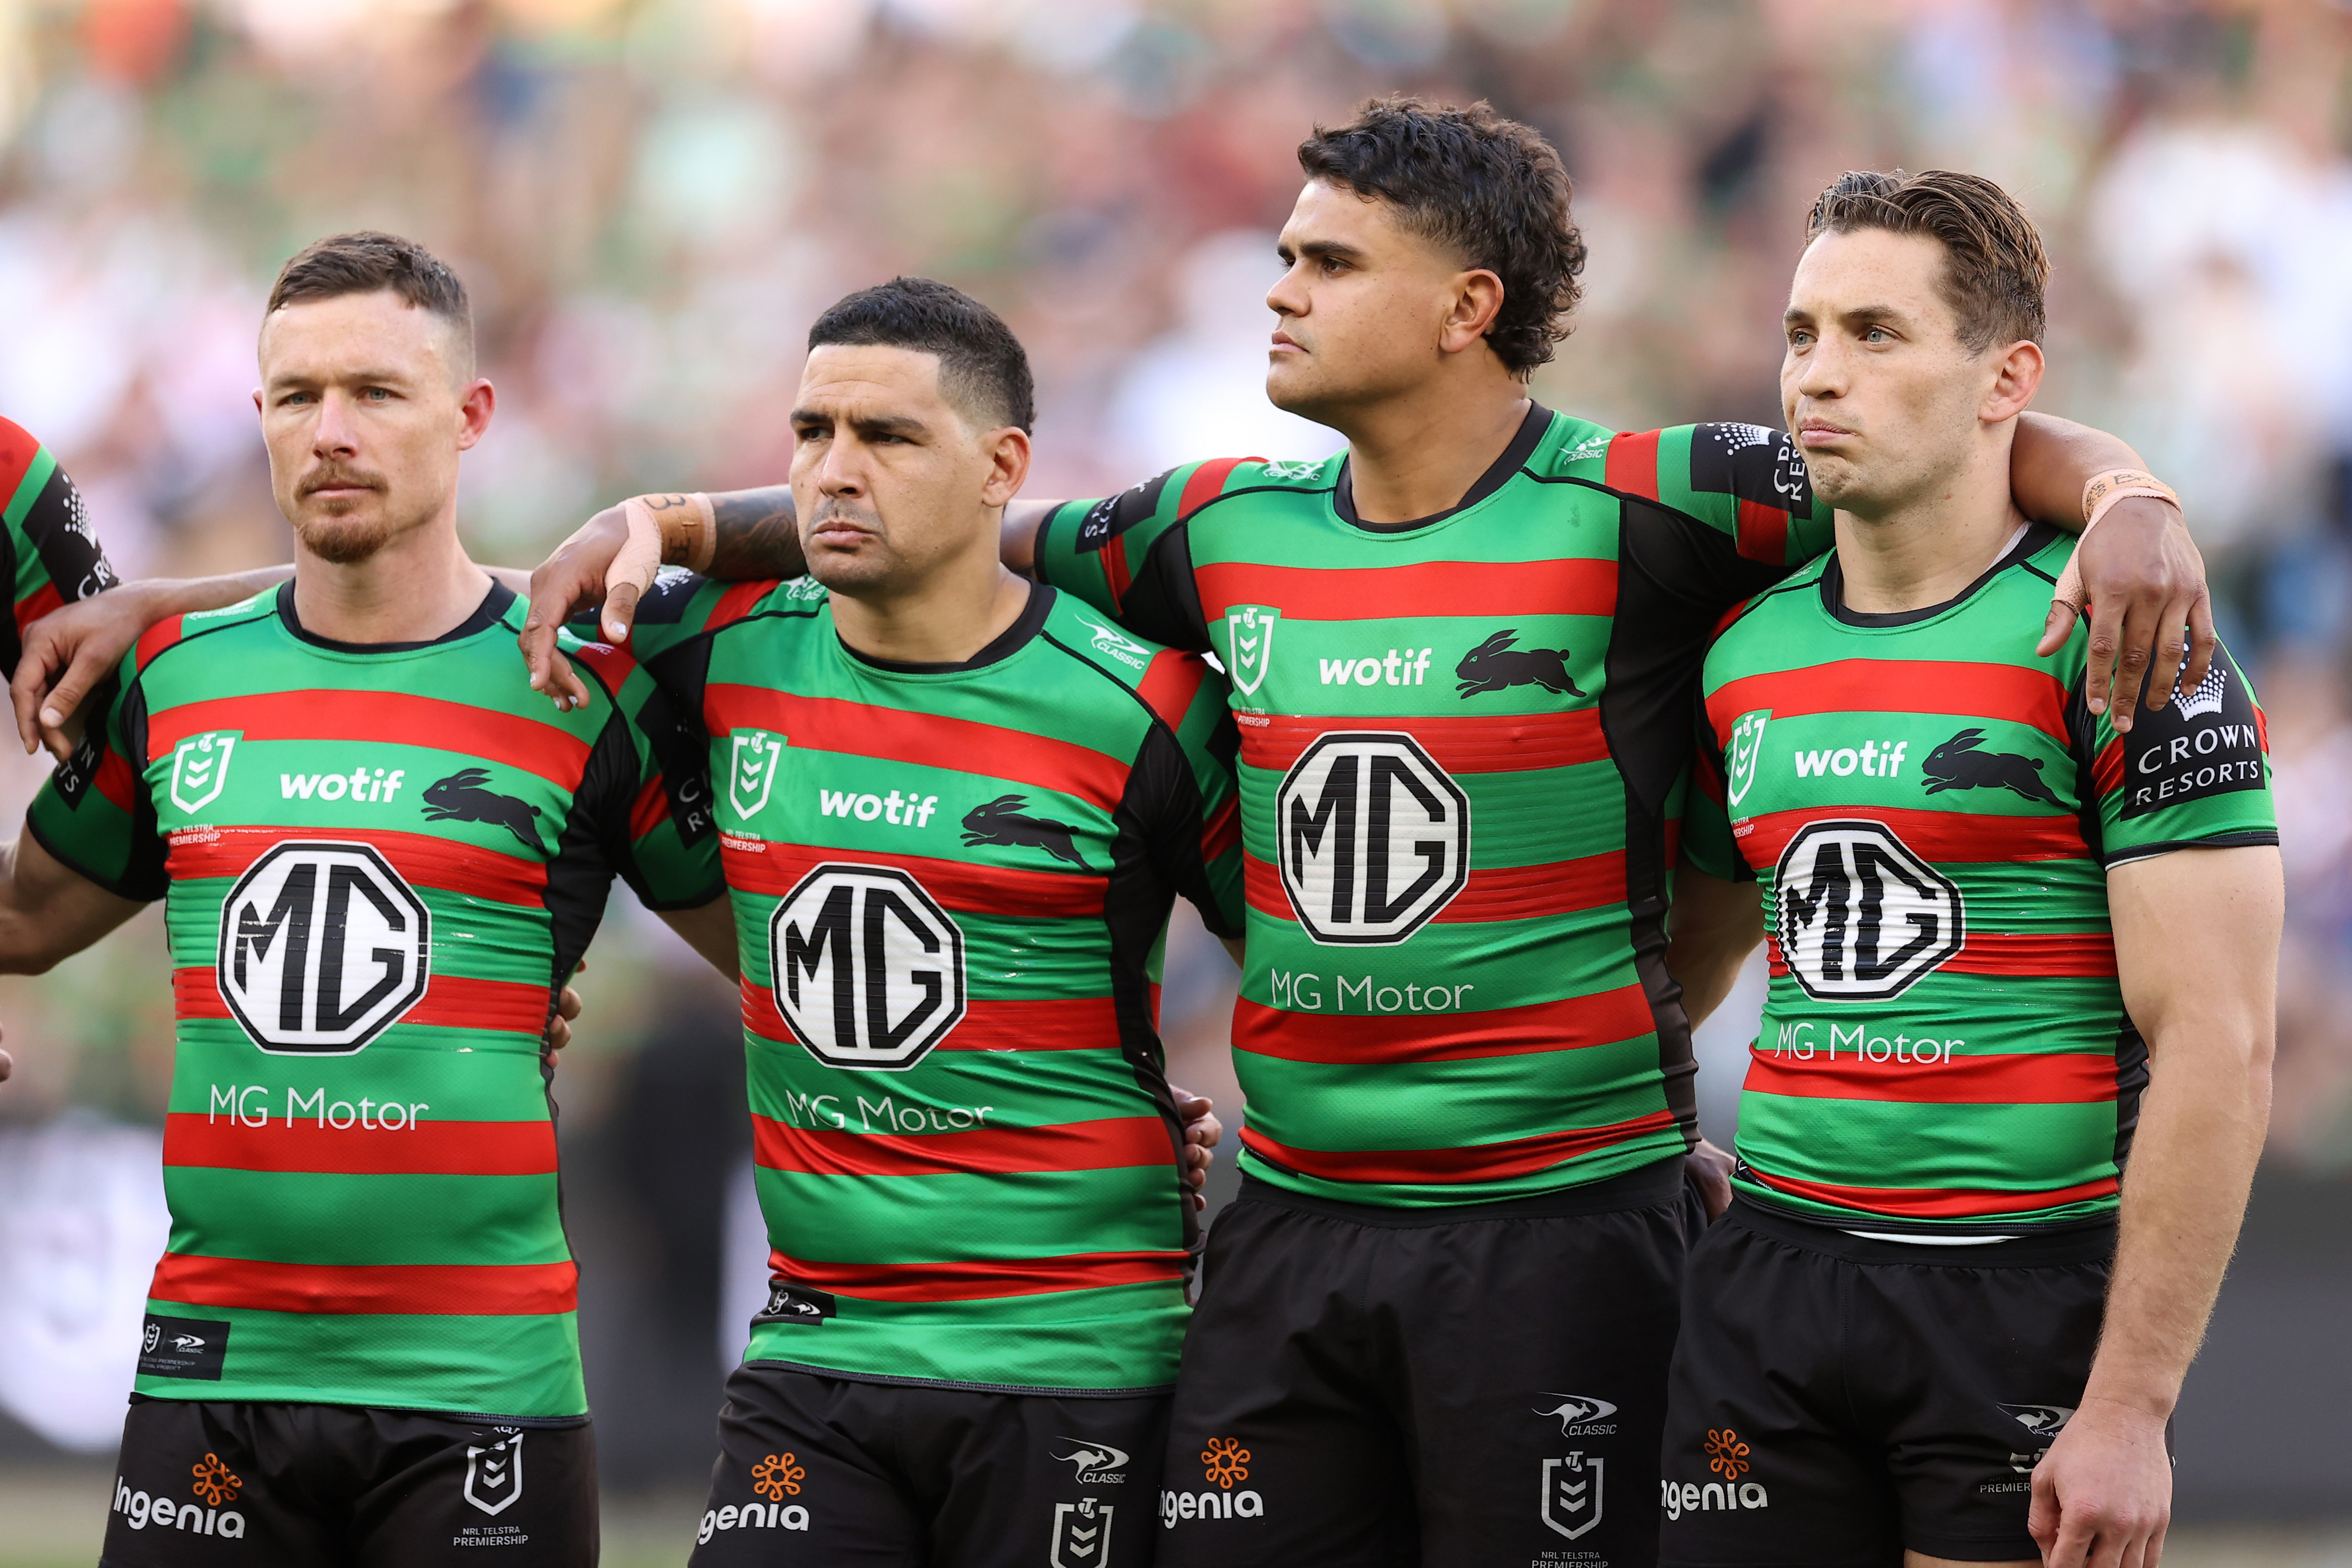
top-left (1077, 616), bottom-right (1151, 671)
top-left (1725, 709), bottom-right (1769, 809)
top-left (1260, 458), bottom-right (1321, 482)
top-left (463, 1431), bottom-right (524, 1516)
top-left (1225, 605), bottom-right (1279, 698)
top-left (731, 730), bottom-right (786, 819)
top-left (169, 731), bottom-right (239, 815)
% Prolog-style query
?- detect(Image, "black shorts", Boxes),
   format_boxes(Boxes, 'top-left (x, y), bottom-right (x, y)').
top-left (100, 1394), bottom-right (595, 1566)
top-left (1156, 1159), bottom-right (1698, 1567)
top-left (689, 1361), bottom-right (1171, 1566)
top-left (1660, 1199), bottom-right (2126, 1566)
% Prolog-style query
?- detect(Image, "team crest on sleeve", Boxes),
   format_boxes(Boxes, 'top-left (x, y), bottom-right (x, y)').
top-left (1224, 606), bottom-right (1279, 698)
top-left (1725, 710), bottom-right (1769, 809)
top-left (1773, 821), bottom-right (1962, 1001)
top-left (169, 731), bottom-right (239, 814)
top-left (216, 841), bottom-right (431, 1053)
top-left (768, 864), bottom-right (967, 1070)
top-left (730, 730), bottom-right (786, 820)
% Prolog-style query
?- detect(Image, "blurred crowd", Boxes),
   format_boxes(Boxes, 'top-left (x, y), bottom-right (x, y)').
top-left (3, 0), bottom-right (2352, 1449)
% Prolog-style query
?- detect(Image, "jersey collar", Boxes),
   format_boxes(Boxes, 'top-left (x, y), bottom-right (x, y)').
top-left (836, 579), bottom-right (1052, 675)
top-left (1819, 521), bottom-right (2060, 628)
top-left (275, 578), bottom-right (516, 653)
top-left (1331, 401), bottom-right (1553, 534)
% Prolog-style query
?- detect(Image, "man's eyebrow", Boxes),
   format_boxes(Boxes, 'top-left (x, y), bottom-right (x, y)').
top-left (266, 365), bottom-right (414, 387)
top-left (791, 407), bottom-right (932, 437)
top-left (1280, 236), bottom-right (1370, 265)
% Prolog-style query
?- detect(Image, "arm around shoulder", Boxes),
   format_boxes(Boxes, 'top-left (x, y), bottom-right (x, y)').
top-left (0, 822), bottom-right (149, 973)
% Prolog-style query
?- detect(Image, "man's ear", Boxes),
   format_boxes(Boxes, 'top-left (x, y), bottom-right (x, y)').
top-left (1984, 339), bottom-right (2044, 423)
top-left (980, 426), bottom-right (1032, 509)
top-left (457, 379), bottom-right (497, 451)
top-left (1437, 269), bottom-right (1506, 357)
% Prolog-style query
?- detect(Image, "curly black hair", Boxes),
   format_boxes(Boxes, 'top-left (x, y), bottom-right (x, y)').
top-left (1298, 96), bottom-right (1587, 378)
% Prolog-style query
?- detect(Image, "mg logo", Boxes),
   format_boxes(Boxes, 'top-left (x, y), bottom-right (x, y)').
top-left (1774, 820), bottom-right (1963, 1002)
top-left (1224, 605), bottom-right (1278, 698)
top-left (169, 731), bottom-right (239, 815)
top-left (1276, 732), bottom-right (1469, 945)
top-left (216, 841), bottom-right (431, 1053)
top-left (767, 864), bottom-right (966, 1070)
top-left (1725, 709), bottom-right (1768, 809)
top-left (731, 730), bottom-right (785, 820)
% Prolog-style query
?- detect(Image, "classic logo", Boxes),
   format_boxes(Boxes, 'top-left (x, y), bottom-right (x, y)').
top-left (1534, 1393), bottom-right (1619, 1436)
top-left (1224, 606), bottom-right (1279, 698)
top-left (1049, 1498), bottom-right (1115, 1567)
top-left (962, 795), bottom-right (1089, 870)
top-left (138, 1313), bottom-right (229, 1380)
top-left (731, 730), bottom-right (787, 819)
top-left (1774, 821), bottom-right (1963, 1002)
top-left (216, 842), bottom-right (430, 1053)
top-left (420, 768), bottom-right (544, 851)
top-left (1052, 1440), bottom-right (1131, 1483)
top-left (1276, 732), bottom-right (1469, 945)
top-left (1725, 709), bottom-right (1769, 809)
top-left (462, 1432), bottom-right (523, 1516)
top-left (1921, 728), bottom-right (2061, 807)
top-left (1260, 458), bottom-right (1322, 482)
top-left (1454, 630), bottom-right (1585, 698)
top-left (1077, 615), bottom-right (1153, 671)
top-left (753, 1282), bottom-right (837, 1324)
top-left (768, 864), bottom-right (967, 1070)
top-left (169, 732), bottom-right (239, 815)
top-left (1541, 1453), bottom-right (1603, 1540)
top-left (2000, 1403), bottom-right (2076, 1439)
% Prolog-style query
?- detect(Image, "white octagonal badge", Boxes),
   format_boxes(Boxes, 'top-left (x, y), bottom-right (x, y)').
top-left (1773, 819), bottom-right (1964, 1002)
top-left (1276, 731), bottom-right (1470, 946)
top-left (216, 840), bottom-right (432, 1053)
top-left (768, 863), bottom-right (967, 1070)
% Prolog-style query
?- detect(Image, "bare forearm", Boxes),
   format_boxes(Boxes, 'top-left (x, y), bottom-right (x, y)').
top-left (2011, 414), bottom-right (2143, 534)
top-left (0, 829), bottom-right (142, 972)
top-left (128, 566), bottom-right (290, 617)
top-left (706, 487), bottom-right (805, 580)
top-left (1665, 865), bottom-right (1764, 1027)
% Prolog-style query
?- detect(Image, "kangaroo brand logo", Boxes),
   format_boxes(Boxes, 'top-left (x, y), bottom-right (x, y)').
top-left (1725, 710), bottom-right (1769, 809)
top-left (1049, 1498), bottom-right (1115, 1567)
top-left (1773, 821), bottom-right (1963, 1002)
top-left (421, 769), bottom-right (544, 851)
top-left (731, 730), bottom-right (786, 819)
top-left (1260, 458), bottom-right (1321, 482)
top-left (1224, 606), bottom-right (1278, 697)
top-left (2000, 1403), bottom-right (2076, 1439)
top-left (768, 864), bottom-right (967, 1070)
top-left (753, 1281), bottom-right (836, 1324)
top-left (1077, 615), bottom-right (1152, 671)
top-left (169, 731), bottom-right (238, 814)
top-left (1052, 1439), bottom-right (1130, 1483)
top-left (962, 795), bottom-right (1089, 870)
top-left (1534, 1393), bottom-right (1619, 1435)
top-left (1541, 1453), bottom-right (1603, 1540)
top-left (1276, 732), bottom-right (1469, 944)
top-left (462, 1432), bottom-right (523, 1516)
top-left (1921, 729), bottom-right (2062, 806)
top-left (1455, 629), bottom-right (1585, 697)
top-left (216, 842), bottom-right (430, 1053)
top-left (138, 1313), bottom-right (228, 1380)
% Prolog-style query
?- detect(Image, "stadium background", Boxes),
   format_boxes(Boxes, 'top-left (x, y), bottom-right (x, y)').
top-left (0, 0), bottom-right (2348, 1560)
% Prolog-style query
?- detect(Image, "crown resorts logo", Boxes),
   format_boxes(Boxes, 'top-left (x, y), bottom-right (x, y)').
top-left (2176, 664), bottom-right (2228, 719)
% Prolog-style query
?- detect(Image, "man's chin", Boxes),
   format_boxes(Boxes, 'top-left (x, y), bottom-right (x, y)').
top-left (292, 514), bottom-right (397, 566)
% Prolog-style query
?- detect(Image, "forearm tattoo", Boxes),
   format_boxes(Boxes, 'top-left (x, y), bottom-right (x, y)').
top-left (709, 487), bottom-right (805, 579)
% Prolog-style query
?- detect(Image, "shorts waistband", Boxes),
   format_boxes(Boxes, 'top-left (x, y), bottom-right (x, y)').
top-left (1235, 1154), bottom-right (1684, 1229)
top-left (1726, 1197), bottom-right (2117, 1268)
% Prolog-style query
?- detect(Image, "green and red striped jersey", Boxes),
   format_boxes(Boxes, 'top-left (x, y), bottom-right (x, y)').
top-left (1034, 408), bottom-right (1835, 1207)
top-left (623, 574), bottom-right (1242, 1393)
top-left (25, 580), bottom-right (721, 1417)
top-left (1685, 526), bottom-right (2278, 1234)
top-left (0, 416), bottom-right (117, 670)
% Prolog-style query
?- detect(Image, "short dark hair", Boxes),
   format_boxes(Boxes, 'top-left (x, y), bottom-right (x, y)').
top-left (1805, 170), bottom-right (2048, 350)
top-left (807, 277), bottom-right (1035, 433)
top-left (1297, 95), bottom-right (1586, 377)
top-left (265, 231), bottom-right (474, 371)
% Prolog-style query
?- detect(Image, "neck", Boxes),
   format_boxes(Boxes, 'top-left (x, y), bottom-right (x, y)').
top-left (291, 514), bottom-right (490, 643)
top-left (1333, 365), bottom-right (1531, 526)
top-left (1832, 432), bottom-right (2025, 614)
top-left (829, 528), bottom-right (1031, 665)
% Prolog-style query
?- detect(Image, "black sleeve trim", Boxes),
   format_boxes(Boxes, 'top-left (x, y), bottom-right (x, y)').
top-left (2102, 829), bottom-right (2279, 869)
top-left (25, 810), bottom-right (163, 904)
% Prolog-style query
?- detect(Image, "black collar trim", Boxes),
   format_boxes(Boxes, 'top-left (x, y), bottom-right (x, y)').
top-left (839, 581), bottom-right (1051, 674)
top-left (277, 577), bottom-right (514, 653)
top-left (1822, 521), bottom-right (2059, 627)
top-left (1332, 401), bottom-right (1551, 533)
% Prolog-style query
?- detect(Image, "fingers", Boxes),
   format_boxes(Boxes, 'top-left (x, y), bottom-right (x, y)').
top-left (601, 518), bottom-right (666, 645)
top-left (2038, 598), bottom-right (2082, 660)
top-left (40, 646), bottom-right (110, 762)
top-left (2142, 597), bottom-right (2191, 715)
top-left (0, 1047), bottom-right (11, 1083)
top-left (602, 581), bottom-right (643, 647)
top-left (2177, 590), bottom-right (2217, 697)
top-left (557, 985), bottom-right (584, 1022)
top-left (2102, 587), bottom-right (2158, 734)
top-left (8, 646), bottom-right (54, 755)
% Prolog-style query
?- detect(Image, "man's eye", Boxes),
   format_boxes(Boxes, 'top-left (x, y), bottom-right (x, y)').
top-left (365, 388), bottom-right (391, 401)
top-left (1864, 327), bottom-right (1891, 343)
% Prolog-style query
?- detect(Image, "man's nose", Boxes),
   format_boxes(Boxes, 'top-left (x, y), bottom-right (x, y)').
top-left (1266, 262), bottom-right (1307, 319)
top-left (311, 390), bottom-right (361, 454)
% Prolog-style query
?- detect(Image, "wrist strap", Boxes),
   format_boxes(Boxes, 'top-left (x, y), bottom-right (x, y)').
top-left (2080, 469), bottom-right (2179, 533)
top-left (627, 492), bottom-right (717, 574)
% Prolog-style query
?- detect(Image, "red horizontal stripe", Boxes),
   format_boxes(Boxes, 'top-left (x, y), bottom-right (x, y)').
top-left (567, 635), bottom-right (638, 687)
top-left (150, 1253), bottom-right (578, 1315)
top-left (1710, 660), bottom-right (2069, 743)
top-left (163, 1113), bottom-right (558, 1175)
top-left (176, 969), bottom-right (551, 1036)
top-left (1239, 710), bottom-right (1609, 776)
top-left (1946, 932), bottom-right (2117, 977)
top-left (1737, 806), bottom-right (2085, 865)
top-left (1240, 1109), bottom-right (1678, 1184)
top-left (94, 747), bottom-right (138, 814)
top-left (742, 980), bottom-right (1120, 1053)
top-left (136, 613), bottom-right (187, 672)
top-left (1178, 455), bottom-right (1253, 520)
top-left (1744, 1048), bottom-right (2117, 1106)
top-left (721, 840), bottom-right (1103, 917)
top-left (1242, 849), bottom-right (1624, 924)
top-left (1741, 1163), bottom-right (2119, 1219)
top-left (753, 1113), bottom-right (1171, 1179)
top-left (705, 686), bottom-right (1129, 809)
top-left (766, 1248), bottom-right (1186, 1303)
top-left (1202, 794), bottom-right (1241, 862)
top-left (166, 825), bottom-right (546, 905)
top-left (1604, 429), bottom-right (1662, 501)
top-left (1736, 497), bottom-right (1788, 564)
top-left (709, 579), bottom-right (776, 630)
top-left (628, 776), bottom-right (668, 843)
top-left (1233, 985), bottom-right (1656, 1066)
top-left (1195, 557), bottom-right (1618, 624)
top-left (148, 692), bottom-right (591, 789)
top-left (1137, 648), bottom-right (1207, 731)
top-left (2092, 736), bottom-right (2125, 799)
top-left (15, 580), bottom-right (62, 634)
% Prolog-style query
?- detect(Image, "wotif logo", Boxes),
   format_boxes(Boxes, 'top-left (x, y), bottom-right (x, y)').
top-left (819, 789), bottom-right (939, 828)
top-left (1792, 739), bottom-right (1908, 780)
top-left (169, 731), bottom-right (238, 814)
top-left (280, 766), bottom-right (406, 803)
top-left (732, 730), bottom-right (786, 819)
top-left (1319, 648), bottom-right (1434, 688)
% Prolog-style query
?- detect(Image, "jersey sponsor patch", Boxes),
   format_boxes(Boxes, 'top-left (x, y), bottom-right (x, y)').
top-left (2120, 661), bottom-right (2266, 819)
top-left (1071, 474), bottom-right (1168, 555)
top-left (1276, 732), bottom-right (1470, 945)
top-left (1919, 728), bottom-right (2062, 806)
top-left (961, 794), bottom-right (1089, 870)
top-left (1773, 820), bottom-right (1964, 1002)
top-left (216, 841), bottom-right (432, 1053)
top-left (1687, 422), bottom-right (1813, 514)
top-left (753, 1281), bottom-right (838, 1325)
top-left (767, 863), bottom-right (967, 1070)
top-left (419, 768), bottom-right (544, 851)
top-left (138, 1314), bottom-right (230, 1380)
top-left (1453, 628), bottom-right (1586, 698)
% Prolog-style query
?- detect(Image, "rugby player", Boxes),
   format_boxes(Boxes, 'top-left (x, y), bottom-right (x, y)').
top-left (1660, 171), bottom-right (2278, 1568)
top-left (515, 103), bottom-right (2212, 1566)
top-left (0, 231), bottom-right (735, 1566)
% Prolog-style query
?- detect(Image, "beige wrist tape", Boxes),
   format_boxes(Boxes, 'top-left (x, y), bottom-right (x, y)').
top-left (622, 492), bottom-right (717, 574)
top-left (2079, 470), bottom-right (2180, 533)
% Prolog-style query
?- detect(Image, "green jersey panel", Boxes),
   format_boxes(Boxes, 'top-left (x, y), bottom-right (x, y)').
top-left (1692, 527), bottom-right (2277, 1233)
top-left (25, 581), bottom-right (721, 1415)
